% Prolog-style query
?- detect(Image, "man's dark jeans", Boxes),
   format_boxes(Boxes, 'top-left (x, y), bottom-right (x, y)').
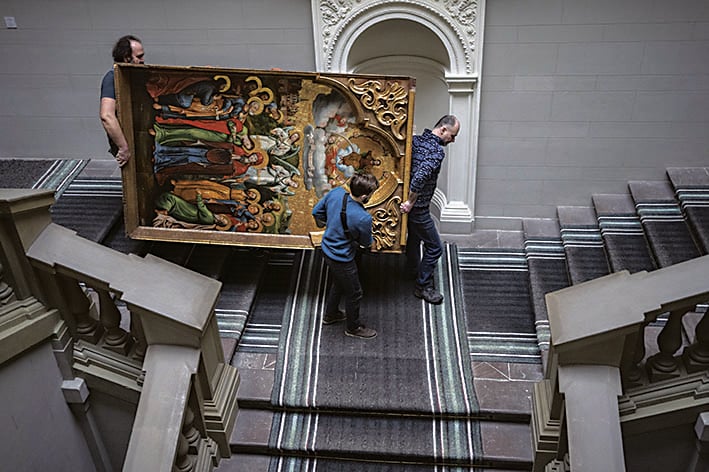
top-left (405, 207), bottom-right (443, 290)
top-left (323, 254), bottom-right (363, 331)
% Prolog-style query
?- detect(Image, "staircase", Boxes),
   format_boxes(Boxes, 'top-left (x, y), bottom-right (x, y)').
top-left (46, 164), bottom-right (709, 470)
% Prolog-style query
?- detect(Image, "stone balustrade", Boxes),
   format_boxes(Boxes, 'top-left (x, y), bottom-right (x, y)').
top-left (532, 254), bottom-right (709, 471)
top-left (0, 189), bottom-right (239, 472)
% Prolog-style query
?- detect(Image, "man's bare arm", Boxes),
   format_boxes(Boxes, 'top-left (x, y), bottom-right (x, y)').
top-left (100, 96), bottom-right (131, 166)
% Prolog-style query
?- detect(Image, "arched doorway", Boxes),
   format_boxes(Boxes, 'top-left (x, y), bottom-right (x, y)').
top-left (347, 19), bottom-right (449, 135)
top-left (311, 0), bottom-right (485, 232)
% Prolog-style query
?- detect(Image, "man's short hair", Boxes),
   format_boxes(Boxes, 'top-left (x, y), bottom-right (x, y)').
top-left (434, 115), bottom-right (458, 130)
top-left (349, 172), bottom-right (380, 198)
top-left (112, 35), bottom-right (141, 63)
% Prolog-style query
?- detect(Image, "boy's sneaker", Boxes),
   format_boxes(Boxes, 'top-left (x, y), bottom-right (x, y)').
top-left (323, 311), bottom-right (347, 325)
top-left (414, 286), bottom-right (443, 305)
top-left (345, 325), bottom-right (377, 339)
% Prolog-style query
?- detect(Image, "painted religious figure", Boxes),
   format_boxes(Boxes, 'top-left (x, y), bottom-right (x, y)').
top-left (115, 64), bottom-right (414, 252)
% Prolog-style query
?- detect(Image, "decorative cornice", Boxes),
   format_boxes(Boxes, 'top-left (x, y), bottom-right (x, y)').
top-left (316, 0), bottom-right (479, 74)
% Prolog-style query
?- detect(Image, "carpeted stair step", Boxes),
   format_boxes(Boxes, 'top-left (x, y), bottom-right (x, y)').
top-left (228, 249), bottom-right (297, 358)
top-left (557, 206), bottom-right (610, 284)
top-left (222, 246), bottom-right (535, 470)
top-left (50, 177), bottom-right (124, 243)
top-left (0, 158), bottom-right (87, 196)
top-left (182, 243), bottom-right (234, 279)
top-left (666, 167), bottom-right (709, 254)
top-left (457, 246), bottom-right (540, 365)
top-left (628, 180), bottom-right (701, 267)
top-left (101, 218), bottom-right (150, 256)
top-left (146, 241), bottom-right (197, 266)
top-left (592, 194), bottom-right (656, 274)
top-left (522, 218), bottom-right (570, 369)
top-left (227, 245), bottom-right (531, 471)
top-left (227, 408), bottom-right (532, 470)
top-left (217, 453), bottom-right (528, 471)
top-left (217, 248), bottom-right (270, 364)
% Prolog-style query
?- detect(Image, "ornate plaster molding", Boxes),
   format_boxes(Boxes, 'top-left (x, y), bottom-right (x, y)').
top-left (313, 0), bottom-right (480, 75)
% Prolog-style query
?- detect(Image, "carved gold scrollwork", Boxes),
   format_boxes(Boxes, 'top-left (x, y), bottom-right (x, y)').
top-left (348, 79), bottom-right (408, 141)
top-left (371, 196), bottom-right (401, 250)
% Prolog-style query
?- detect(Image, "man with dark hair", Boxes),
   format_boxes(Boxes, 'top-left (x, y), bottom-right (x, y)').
top-left (400, 114), bottom-right (460, 305)
top-left (100, 35), bottom-right (145, 167)
top-left (312, 173), bottom-right (380, 339)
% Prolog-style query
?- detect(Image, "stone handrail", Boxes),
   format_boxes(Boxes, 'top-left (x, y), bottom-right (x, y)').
top-left (0, 189), bottom-right (239, 471)
top-left (532, 254), bottom-right (709, 471)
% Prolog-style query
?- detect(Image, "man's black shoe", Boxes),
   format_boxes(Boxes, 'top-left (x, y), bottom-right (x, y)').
top-left (414, 286), bottom-right (443, 305)
top-left (323, 311), bottom-right (347, 325)
top-left (345, 325), bottom-right (377, 339)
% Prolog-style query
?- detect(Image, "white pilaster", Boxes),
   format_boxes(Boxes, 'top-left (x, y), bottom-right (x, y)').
top-left (438, 76), bottom-right (478, 233)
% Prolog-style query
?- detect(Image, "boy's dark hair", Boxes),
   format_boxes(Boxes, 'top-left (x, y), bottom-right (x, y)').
top-left (112, 35), bottom-right (141, 63)
top-left (349, 172), bottom-right (380, 198)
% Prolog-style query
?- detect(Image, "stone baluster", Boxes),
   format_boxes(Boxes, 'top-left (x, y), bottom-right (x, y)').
top-left (683, 307), bottom-right (709, 373)
top-left (182, 406), bottom-right (201, 455)
top-left (173, 431), bottom-right (194, 472)
top-left (97, 288), bottom-right (133, 355)
top-left (620, 324), bottom-right (647, 388)
top-left (0, 262), bottom-right (17, 305)
top-left (58, 274), bottom-right (103, 344)
top-left (544, 453), bottom-right (570, 471)
top-left (130, 311), bottom-right (147, 362)
top-left (646, 309), bottom-right (687, 382)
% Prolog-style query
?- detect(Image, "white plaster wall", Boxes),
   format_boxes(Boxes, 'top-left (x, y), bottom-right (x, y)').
top-left (477, 0), bottom-right (709, 223)
top-left (0, 0), bottom-right (315, 159)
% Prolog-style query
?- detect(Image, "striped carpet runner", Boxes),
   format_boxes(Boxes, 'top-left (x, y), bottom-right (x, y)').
top-left (457, 246), bottom-right (541, 364)
top-left (268, 246), bottom-right (482, 464)
top-left (629, 180), bottom-right (701, 267)
top-left (32, 159), bottom-right (88, 197)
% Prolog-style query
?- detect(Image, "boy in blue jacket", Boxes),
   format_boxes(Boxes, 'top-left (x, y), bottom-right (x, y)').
top-left (312, 172), bottom-right (380, 339)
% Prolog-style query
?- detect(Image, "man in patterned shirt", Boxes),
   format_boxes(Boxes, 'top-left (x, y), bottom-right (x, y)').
top-left (400, 115), bottom-right (460, 305)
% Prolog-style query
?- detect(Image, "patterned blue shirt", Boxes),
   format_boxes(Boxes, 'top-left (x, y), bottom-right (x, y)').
top-left (409, 128), bottom-right (445, 210)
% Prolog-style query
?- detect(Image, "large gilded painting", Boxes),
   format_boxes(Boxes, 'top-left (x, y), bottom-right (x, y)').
top-left (115, 64), bottom-right (414, 252)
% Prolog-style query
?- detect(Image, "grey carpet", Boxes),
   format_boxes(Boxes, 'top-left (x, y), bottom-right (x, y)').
top-left (270, 247), bottom-right (478, 415)
top-left (268, 411), bottom-right (482, 467)
top-left (596, 213), bottom-right (657, 274)
top-left (0, 158), bottom-right (87, 197)
top-left (524, 236), bottom-right (570, 356)
top-left (635, 201), bottom-right (701, 267)
top-left (50, 177), bottom-right (124, 243)
top-left (560, 226), bottom-right (610, 284)
top-left (230, 249), bottom-right (292, 352)
top-left (458, 247), bottom-right (541, 364)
